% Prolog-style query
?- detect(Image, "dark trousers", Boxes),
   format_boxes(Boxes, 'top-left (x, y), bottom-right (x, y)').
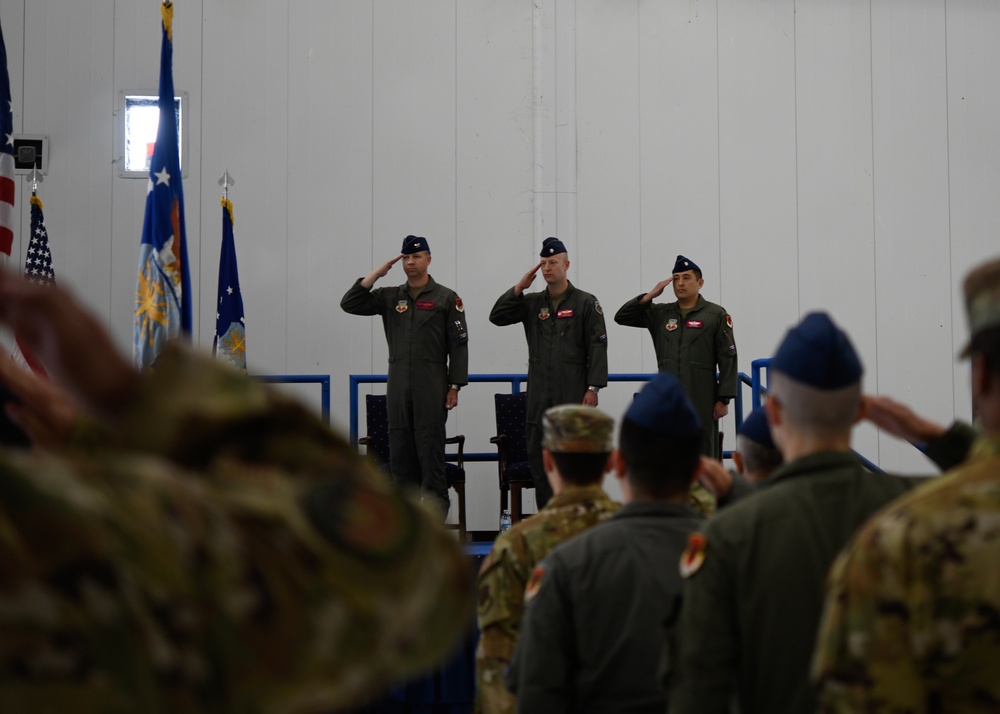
top-left (388, 391), bottom-right (450, 518)
top-left (525, 421), bottom-right (553, 508)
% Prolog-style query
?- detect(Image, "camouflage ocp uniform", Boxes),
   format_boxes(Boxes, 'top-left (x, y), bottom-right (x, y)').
top-left (475, 403), bottom-right (619, 714)
top-left (475, 485), bottom-right (619, 714)
top-left (813, 435), bottom-right (1000, 713)
top-left (0, 345), bottom-right (472, 713)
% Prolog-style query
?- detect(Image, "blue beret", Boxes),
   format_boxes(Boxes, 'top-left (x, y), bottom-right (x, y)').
top-left (401, 235), bottom-right (430, 255)
top-left (624, 372), bottom-right (702, 438)
top-left (738, 408), bottom-right (775, 449)
top-left (672, 255), bottom-right (700, 274)
top-left (771, 312), bottom-right (863, 389)
top-left (540, 237), bottom-right (567, 257)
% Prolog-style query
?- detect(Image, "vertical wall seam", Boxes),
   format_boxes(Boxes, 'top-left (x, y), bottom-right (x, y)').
top-left (793, 0), bottom-right (801, 321)
top-left (868, 0), bottom-right (880, 463)
top-left (943, 0), bottom-right (955, 419)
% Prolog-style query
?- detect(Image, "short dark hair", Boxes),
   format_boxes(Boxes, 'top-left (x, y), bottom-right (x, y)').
top-left (970, 326), bottom-right (1000, 380)
top-left (736, 435), bottom-right (783, 477)
top-left (551, 451), bottom-right (611, 486)
top-left (618, 418), bottom-right (701, 499)
top-left (692, 268), bottom-right (703, 281)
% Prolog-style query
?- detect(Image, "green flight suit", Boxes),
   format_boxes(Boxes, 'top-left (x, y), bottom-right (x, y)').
top-left (508, 502), bottom-right (704, 713)
top-left (341, 276), bottom-right (468, 509)
top-left (0, 344), bottom-right (472, 713)
top-left (614, 294), bottom-right (737, 458)
top-left (474, 485), bottom-right (619, 714)
top-left (669, 423), bottom-right (977, 714)
top-left (489, 283), bottom-right (608, 506)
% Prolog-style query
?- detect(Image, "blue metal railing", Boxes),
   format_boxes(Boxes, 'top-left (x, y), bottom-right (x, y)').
top-left (255, 374), bottom-right (331, 424)
top-left (350, 372), bottom-right (761, 462)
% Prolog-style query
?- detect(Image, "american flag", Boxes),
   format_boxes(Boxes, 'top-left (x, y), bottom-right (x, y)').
top-left (11, 193), bottom-right (55, 374)
top-left (213, 197), bottom-right (247, 372)
top-left (133, 1), bottom-right (191, 369)
top-left (0, 19), bottom-right (15, 256)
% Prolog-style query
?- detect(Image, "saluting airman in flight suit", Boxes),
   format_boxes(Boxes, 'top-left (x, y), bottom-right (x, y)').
top-left (341, 235), bottom-right (468, 514)
top-left (489, 237), bottom-right (608, 507)
top-left (615, 254), bottom-right (737, 459)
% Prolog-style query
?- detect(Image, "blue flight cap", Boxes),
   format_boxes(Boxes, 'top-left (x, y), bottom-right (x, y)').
top-left (401, 235), bottom-right (430, 255)
top-left (540, 237), bottom-right (567, 257)
top-left (737, 408), bottom-right (775, 449)
top-left (672, 255), bottom-right (700, 274)
top-left (624, 371), bottom-right (702, 438)
top-left (771, 312), bottom-right (863, 389)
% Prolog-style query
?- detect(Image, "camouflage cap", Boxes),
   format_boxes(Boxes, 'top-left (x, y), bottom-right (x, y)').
top-left (962, 255), bottom-right (1000, 356)
top-left (542, 404), bottom-right (614, 453)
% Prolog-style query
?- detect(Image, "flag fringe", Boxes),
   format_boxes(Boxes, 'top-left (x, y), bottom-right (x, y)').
top-left (30, 194), bottom-right (42, 210)
top-left (162, 1), bottom-right (174, 43)
top-left (221, 197), bottom-right (234, 225)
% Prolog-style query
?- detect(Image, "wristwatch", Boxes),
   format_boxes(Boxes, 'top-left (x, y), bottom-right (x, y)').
top-left (587, 386), bottom-right (601, 394)
top-left (449, 384), bottom-right (462, 392)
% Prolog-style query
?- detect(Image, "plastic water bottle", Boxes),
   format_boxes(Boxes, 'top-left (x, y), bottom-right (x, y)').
top-left (499, 510), bottom-right (512, 534)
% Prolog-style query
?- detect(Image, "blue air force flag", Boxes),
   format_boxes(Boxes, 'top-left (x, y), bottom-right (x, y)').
top-left (133, 1), bottom-right (191, 369)
top-left (213, 197), bottom-right (246, 372)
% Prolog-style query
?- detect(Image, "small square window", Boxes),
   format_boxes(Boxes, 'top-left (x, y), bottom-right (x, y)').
top-left (117, 90), bottom-right (188, 178)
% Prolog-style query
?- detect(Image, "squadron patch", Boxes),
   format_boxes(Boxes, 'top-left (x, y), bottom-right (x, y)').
top-left (395, 300), bottom-right (408, 314)
top-left (680, 532), bottom-right (707, 578)
top-left (525, 565), bottom-right (546, 602)
top-left (595, 300), bottom-right (603, 316)
top-left (455, 296), bottom-right (465, 313)
top-left (539, 308), bottom-right (551, 321)
top-left (726, 314), bottom-right (733, 329)
top-left (666, 318), bottom-right (679, 332)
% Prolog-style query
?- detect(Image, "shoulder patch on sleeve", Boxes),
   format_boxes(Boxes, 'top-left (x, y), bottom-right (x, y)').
top-left (594, 300), bottom-right (603, 316)
top-left (680, 532), bottom-right (707, 578)
top-left (455, 296), bottom-right (465, 312)
top-left (726, 314), bottom-right (733, 329)
top-left (524, 565), bottom-right (545, 602)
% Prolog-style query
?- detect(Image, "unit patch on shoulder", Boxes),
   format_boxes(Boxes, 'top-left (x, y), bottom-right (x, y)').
top-left (524, 565), bottom-right (546, 602)
top-left (680, 532), bottom-right (707, 578)
top-left (594, 300), bottom-right (603, 316)
top-left (726, 314), bottom-right (733, 329)
top-left (455, 296), bottom-right (465, 313)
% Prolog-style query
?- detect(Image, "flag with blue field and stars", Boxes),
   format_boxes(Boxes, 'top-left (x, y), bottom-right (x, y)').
top-left (133, 1), bottom-right (191, 369)
top-left (213, 197), bottom-right (246, 372)
top-left (11, 193), bottom-right (56, 374)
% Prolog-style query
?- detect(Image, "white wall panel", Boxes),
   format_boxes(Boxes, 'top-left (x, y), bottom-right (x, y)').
top-left (716, 0), bottom-right (798, 445)
top-left (456, 0), bottom-right (534, 528)
top-left (946, 0), bottom-right (1000, 425)
top-left (794, 0), bottom-right (879, 459)
top-left (871, 0), bottom-right (953, 472)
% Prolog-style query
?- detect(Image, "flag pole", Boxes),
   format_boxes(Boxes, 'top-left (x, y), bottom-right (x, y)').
top-left (29, 166), bottom-right (42, 193)
top-left (217, 169), bottom-right (235, 201)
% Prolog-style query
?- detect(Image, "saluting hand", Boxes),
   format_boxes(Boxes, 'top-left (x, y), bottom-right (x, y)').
top-left (361, 254), bottom-right (404, 289)
top-left (640, 276), bottom-right (674, 304)
top-left (862, 394), bottom-right (946, 445)
top-left (696, 457), bottom-right (734, 498)
top-left (514, 261), bottom-right (543, 295)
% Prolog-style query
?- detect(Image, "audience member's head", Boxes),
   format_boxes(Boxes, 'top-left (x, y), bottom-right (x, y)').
top-left (616, 372), bottom-right (702, 501)
top-left (963, 256), bottom-right (1000, 432)
top-left (767, 312), bottom-right (864, 453)
top-left (735, 407), bottom-right (782, 481)
top-left (542, 404), bottom-right (614, 492)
